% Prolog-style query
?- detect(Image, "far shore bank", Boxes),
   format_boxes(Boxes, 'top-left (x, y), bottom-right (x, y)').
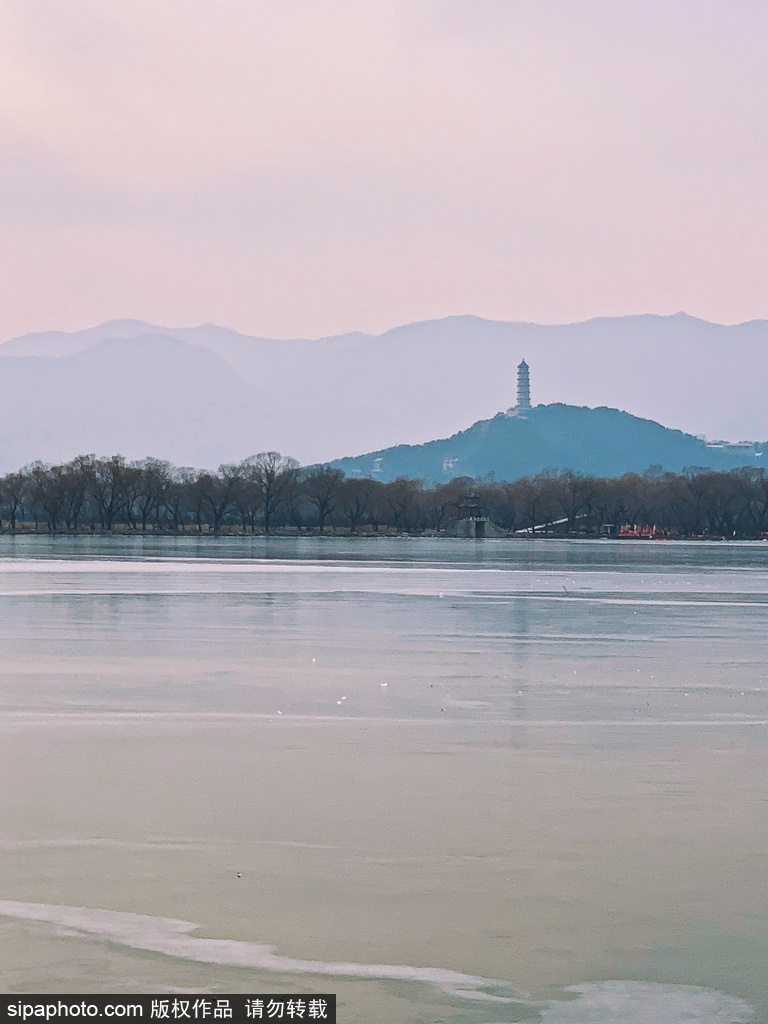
top-left (2, 525), bottom-right (767, 542)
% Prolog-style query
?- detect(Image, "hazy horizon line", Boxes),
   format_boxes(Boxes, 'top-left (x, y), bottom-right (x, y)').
top-left (5, 308), bottom-right (768, 347)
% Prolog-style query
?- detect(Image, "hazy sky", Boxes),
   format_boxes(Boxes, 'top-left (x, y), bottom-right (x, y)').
top-left (1, 0), bottom-right (767, 340)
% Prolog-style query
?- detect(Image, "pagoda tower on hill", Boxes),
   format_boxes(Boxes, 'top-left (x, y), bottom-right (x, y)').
top-left (506, 359), bottom-right (532, 417)
top-left (517, 359), bottom-right (531, 411)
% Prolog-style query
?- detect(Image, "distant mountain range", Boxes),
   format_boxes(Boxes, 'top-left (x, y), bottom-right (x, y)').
top-left (1, 313), bottom-right (767, 473)
top-left (330, 404), bottom-right (766, 484)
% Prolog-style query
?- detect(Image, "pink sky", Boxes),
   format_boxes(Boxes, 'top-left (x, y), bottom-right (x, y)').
top-left (1, 0), bottom-right (767, 339)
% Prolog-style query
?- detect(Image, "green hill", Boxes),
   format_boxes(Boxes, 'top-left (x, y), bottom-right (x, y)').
top-left (330, 404), bottom-right (766, 483)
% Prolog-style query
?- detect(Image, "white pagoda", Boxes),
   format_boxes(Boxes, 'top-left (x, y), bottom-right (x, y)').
top-left (506, 359), bottom-right (531, 417)
top-left (517, 359), bottom-right (531, 411)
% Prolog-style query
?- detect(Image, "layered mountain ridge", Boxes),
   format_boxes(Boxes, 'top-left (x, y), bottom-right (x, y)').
top-left (1, 313), bottom-right (766, 473)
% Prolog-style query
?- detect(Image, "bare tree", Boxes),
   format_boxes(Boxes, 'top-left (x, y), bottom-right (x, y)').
top-left (166, 467), bottom-right (196, 532)
top-left (382, 477), bottom-right (423, 532)
top-left (58, 456), bottom-right (93, 530)
top-left (428, 477), bottom-right (473, 532)
top-left (130, 458), bottom-right (172, 532)
top-left (339, 477), bottom-right (377, 534)
top-left (0, 471), bottom-right (30, 531)
top-left (27, 461), bottom-right (66, 533)
top-left (245, 452), bottom-right (300, 534)
top-left (303, 466), bottom-right (345, 532)
top-left (89, 456), bottom-right (130, 531)
top-left (192, 465), bottom-right (242, 534)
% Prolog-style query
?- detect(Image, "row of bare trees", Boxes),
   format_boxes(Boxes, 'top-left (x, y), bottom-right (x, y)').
top-left (2, 454), bottom-right (768, 537)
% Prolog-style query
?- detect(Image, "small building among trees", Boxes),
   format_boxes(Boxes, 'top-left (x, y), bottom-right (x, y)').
top-left (452, 493), bottom-right (504, 538)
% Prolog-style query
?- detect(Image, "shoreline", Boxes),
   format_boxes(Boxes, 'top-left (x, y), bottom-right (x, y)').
top-left (1, 528), bottom-right (767, 541)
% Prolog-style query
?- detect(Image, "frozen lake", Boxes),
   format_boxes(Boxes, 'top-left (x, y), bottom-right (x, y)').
top-left (1, 536), bottom-right (767, 1023)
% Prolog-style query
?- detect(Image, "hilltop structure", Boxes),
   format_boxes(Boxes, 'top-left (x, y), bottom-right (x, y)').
top-left (517, 359), bottom-right (531, 410)
top-left (506, 359), bottom-right (531, 417)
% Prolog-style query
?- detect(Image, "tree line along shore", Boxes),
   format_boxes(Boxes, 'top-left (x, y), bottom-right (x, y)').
top-left (1, 452), bottom-right (768, 539)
